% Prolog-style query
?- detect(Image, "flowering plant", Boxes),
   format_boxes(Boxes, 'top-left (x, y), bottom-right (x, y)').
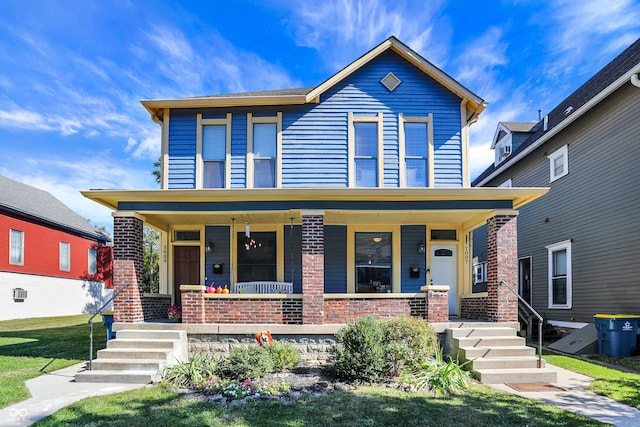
top-left (168, 305), bottom-right (182, 321)
top-left (192, 376), bottom-right (290, 400)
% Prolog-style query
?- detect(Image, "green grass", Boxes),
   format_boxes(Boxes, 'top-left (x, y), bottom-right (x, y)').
top-left (587, 354), bottom-right (640, 373)
top-left (544, 353), bottom-right (640, 409)
top-left (0, 314), bottom-right (106, 408)
top-left (34, 383), bottom-right (604, 427)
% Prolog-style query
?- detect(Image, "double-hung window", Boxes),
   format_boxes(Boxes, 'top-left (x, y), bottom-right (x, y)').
top-left (349, 113), bottom-right (383, 187)
top-left (60, 242), bottom-right (70, 272)
top-left (9, 229), bottom-right (24, 265)
top-left (548, 145), bottom-right (568, 182)
top-left (399, 114), bottom-right (432, 187)
top-left (199, 113), bottom-right (230, 189)
top-left (248, 113), bottom-right (281, 188)
top-left (546, 240), bottom-right (572, 308)
top-left (88, 248), bottom-right (97, 275)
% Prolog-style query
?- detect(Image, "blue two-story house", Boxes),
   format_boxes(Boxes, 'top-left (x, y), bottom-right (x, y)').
top-left (84, 37), bottom-right (547, 326)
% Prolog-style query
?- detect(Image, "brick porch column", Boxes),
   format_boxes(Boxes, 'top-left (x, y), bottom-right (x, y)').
top-left (301, 211), bottom-right (324, 324)
top-left (486, 214), bottom-right (518, 322)
top-left (422, 285), bottom-right (449, 323)
top-left (113, 213), bottom-right (144, 323)
top-left (181, 285), bottom-right (205, 324)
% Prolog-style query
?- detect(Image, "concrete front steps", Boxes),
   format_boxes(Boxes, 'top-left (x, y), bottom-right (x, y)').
top-left (446, 325), bottom-right (557, 384)
top-left (75, 329), bottom-right (188, 384)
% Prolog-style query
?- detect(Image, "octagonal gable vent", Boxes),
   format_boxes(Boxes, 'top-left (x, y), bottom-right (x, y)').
top-left (381, 72), bottom-right (401, 92)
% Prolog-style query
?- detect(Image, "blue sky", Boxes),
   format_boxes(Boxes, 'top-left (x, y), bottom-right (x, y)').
top-left (0, 0), bottom-right (639, 234)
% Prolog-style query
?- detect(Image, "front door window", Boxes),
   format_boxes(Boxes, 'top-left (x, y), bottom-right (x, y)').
top-left (355, 232), bottom-right (392, 292)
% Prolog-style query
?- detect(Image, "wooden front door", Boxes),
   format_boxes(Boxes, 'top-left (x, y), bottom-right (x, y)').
top-left (173, 246), bottom-right (200, 306)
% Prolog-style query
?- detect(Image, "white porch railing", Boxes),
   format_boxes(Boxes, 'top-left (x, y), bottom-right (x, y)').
top-left (234, 281), bottom-right (293, 294)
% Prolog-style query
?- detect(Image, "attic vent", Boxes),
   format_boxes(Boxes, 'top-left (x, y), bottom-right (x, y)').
top-left (564, 106), bottom-right (574, 116)
top-left (13, 288), bottom-right (27, 301)
top-left (381, 72), bottom-right (401, 92)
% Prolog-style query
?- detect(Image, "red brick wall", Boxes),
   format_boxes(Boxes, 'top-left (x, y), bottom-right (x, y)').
top-left (113, 216), bottom-right (144, 323)
top-left (426, 289), bottom-right (448, 322)
top-left (302, 215), bottom-right (324, 324)
top-left (182, 289), bottom-right (205, 324)
top-left (324, 297), bottom-right (426, 323)
top-left (204, 298), bottom-right (303, 324)
top-left (461, 297), bottom-right (488, 320)
top-left (143, 295), bottom-right (172, 320)
top-left (486, 215), bottom-right (518, 322)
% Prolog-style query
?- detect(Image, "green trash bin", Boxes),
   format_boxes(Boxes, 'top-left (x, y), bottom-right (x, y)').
top-left (594, 314), bottom-right (640, 358)
top-left (101, 311), bottom-right (116, 340)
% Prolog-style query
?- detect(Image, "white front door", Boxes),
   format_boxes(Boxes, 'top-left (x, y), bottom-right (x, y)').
top-left (430, 245), bottom-right (457, 315)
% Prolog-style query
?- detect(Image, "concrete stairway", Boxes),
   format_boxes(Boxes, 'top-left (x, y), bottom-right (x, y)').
top-left (75, 329), bottom-right (188, 384)
top-left (446, 326), bottom-right (557, 384)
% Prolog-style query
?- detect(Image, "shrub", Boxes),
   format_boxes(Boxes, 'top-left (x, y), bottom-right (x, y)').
top-left (192, 376), bottom-right (290, 400)
top-left (162, 351), bottom-right (217, 388)
top-left (402, 347), bottom-right (471, 396)
top-left (380, 316), bottom-right (438, 377)
top-left (331, 317), bottom-right (387, 381)
top-left (267, 341), bottom-right (301, 372)
top-left (216, 345), bottom-right (274, 380)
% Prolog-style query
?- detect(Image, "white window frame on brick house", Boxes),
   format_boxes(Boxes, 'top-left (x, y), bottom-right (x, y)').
top-left (60, 241), bottom-right (71, 272)
top-left (196, 113), bottom-right (231, 189)
top-left (9, 229), bottom-right (24, 265)
top-left (398, 113), bottom-right (434, 187)
top-left (88, 248), bottom-right (97, 275)
top-left (247, 112), bottom-right (282, 189)
top-left (548, 145), bottom-right (568, 182)
top-left (546, 239), bottom-right (572, 309)
top-left (348, 112), bottom-right (384, 188)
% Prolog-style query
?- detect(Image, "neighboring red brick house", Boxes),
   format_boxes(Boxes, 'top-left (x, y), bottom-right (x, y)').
top-left (0, 175), bottom-right (111, 320)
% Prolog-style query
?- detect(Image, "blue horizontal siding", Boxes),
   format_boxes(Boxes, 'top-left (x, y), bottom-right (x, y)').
top-left (324, 225), bottom-right (347, 292)
top-left (168, 110), bottom-right (197, 188)
top-left (205, 226), bottom-right (230, 285)
top-left (401, 225), bottom-right (426, 292)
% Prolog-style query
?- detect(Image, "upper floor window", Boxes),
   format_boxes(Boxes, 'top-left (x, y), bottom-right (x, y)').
top-left (199, 113), bottom-right (230, 189)
top-left (9, 229), bottom-right (24, 265)
top-left (88, 248), bottom-right (97, 275)
top-left (400, 114), bottom-right (432, 187)
top-left (548, 145), bottom-right (568, 182)
top-left (60, 242), bottom-right (70, 272)
top-left (546, 240), bottom-right (571, 308)
top-left (248, 113), bottom-right (281, 188)
top-left (349, 113), bottom-right (383, 187)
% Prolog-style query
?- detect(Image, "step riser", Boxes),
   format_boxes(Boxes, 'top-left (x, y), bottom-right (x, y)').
top-left (75, 373), bottom-right (155, 384)
top-left (473, 370), bottom-right (558, 384)
top-left (455, 337), bottom-right (526, 347)
top-left (90, 361), bottom-right (164, 371)
top-left (449, 328), bottom-right (517, 338)
top-left (461, 347), bottom-right (535, 358)
top-left (116, 330), bottom-right (184, 340)
top-left (97, 350), bottom-right (172, 360)
top-left (470, 358), bottom-right (542, 370)
top-left (107, 340), bottom-right (176, 350)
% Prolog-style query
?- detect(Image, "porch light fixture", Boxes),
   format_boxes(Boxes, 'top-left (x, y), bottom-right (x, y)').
top-left (417, 241), bottom-right (426, 254)
top-left (205, 240), bottom-right (214, 253)
top-left (372, 236), bottom-right (383, 243)
top-left (245, 222), bottom-right (250, 238)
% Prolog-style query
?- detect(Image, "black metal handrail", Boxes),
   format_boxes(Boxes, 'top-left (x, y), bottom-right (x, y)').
top-left (500, 280), bottom-right (543, 368)
top-left (87, 283), bottom-right (130, 370)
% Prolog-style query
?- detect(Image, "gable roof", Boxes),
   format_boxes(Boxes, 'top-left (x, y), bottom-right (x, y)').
top-left (491, 121), bottom-right (537, 148)
top-left (141, 36), bottom-right (486, 123)
top-left (0, 175), bottom-right (108, 241)
top-left (474, 37), bottom-right (640, 186)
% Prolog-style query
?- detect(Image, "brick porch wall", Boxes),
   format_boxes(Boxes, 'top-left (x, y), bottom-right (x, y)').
top-left (324, 297), bottom-right (426, 323)
top-left (205, 298), bottom-right (303, 324)
top-left (425, 288), bottom-right (448, 323)
top-left (302, 214), bottom-right (324, 324)
top-left (461, 296), bottom-right (488, 320)
top-left (143, 294), bottom-right (172, 320)
top-left (486, 215), bottom-right (518, 322)
top-left (113, 215), bottom-right (144, 323)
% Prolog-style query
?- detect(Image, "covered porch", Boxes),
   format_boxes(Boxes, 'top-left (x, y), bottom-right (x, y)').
top-left (82, 187), bottom-right (547, 325)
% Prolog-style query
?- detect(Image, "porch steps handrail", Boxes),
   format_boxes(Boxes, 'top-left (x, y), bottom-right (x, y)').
top-left (499, 280), bottom-right (544, 368)
top-left (88, 283), bottom-right (131, 371)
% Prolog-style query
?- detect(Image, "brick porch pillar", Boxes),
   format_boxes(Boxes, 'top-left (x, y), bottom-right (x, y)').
top-left (181, 285), bottom-right (205, 324)
top-left (486, 214), bottom-right (518, 322)
top-left (301, 212), bottom-right (324, 324)
top-left (422, 285), bottom-right (449, 323)
top-left (113, 213), bottom-right (145, 323)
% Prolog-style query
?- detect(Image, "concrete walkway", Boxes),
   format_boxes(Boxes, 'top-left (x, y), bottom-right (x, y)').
top-left (0, 363), bottom-right (145, 426)
top-left (491, 363), bottom-right (640, 427)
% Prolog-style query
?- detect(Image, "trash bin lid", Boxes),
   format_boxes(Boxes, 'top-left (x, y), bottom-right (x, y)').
top-left (594, 313), bottom-right (640, 318)
top-left (102, 311), bottom-right (114, 315)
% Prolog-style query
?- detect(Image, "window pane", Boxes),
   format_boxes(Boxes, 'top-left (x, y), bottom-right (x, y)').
top-left (355, 232), bottom-right (392, 293)
top-left (10, 229), bottom-right (24, 265)
top-left (354, 122), bottom-right (377, 157)
top-left (88, 248), bottom-right (97, 275)
top-left (431, 229), bottom-right (457, 240)
top-left (253, 123), bottom-right (277, 157)
top-left (237, 232), bottom-right (276, 282)
top-left (60, 242), bottom-right (70, 271)
top-left (553, 156), bottom-right (564, 177)
top-left (254, 159), bottom-right (275, 188)
top-left (174, 230), bottom-right (200, 241)
top-left (355, 158), bottom-right (377, 187)
top-left (553, 250), bottom-right (566, 276)
top-left (202, 125), bottom-right (226, 160)
top-left (406, 159), bottom-right (427, 187)
top-left (203, 161), bottom-right (225, 188)
top-left (552, 278), bottom-right (567, 305)
top-left (404, 122), bottom-right (427, 157)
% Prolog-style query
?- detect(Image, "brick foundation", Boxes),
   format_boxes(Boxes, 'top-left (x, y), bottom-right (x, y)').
top-left (302, 214), bottom-right (324, 324)
top-left (486, 215), bottom-right (518, 322)
top-left (324, 297), bottom-right (426, 323)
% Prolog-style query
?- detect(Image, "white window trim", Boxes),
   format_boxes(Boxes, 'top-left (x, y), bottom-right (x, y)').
top-left (247, 112), bottom-right (282, 189)
top-left (546, 239), bottom-right (572, 309)
top-left (472, 257), bottom-right (487, 284)
top-left (398, 113), bottom-right (434, 188)
top-left (88, 248), bottom-right (97, 275)
top-left (348, 112), bottom-right (384, 187)
top-left (548, 145), bottom-right (568, 182)
top-left (196, 113), bottom-right (232, 189)
top-left (60, 241), bottom-right (71, 272)
top-left (9, 229), bottom-right (24, 266)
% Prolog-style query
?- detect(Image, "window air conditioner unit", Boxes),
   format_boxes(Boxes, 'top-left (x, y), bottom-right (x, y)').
top-left (499, 145), bottom-right (511, 158)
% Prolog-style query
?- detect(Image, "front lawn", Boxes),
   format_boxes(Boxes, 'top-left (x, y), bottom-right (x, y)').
top-left (34, 383), bottom-right (604, 427)
top-left (0, 314), bottom-right (106, 408)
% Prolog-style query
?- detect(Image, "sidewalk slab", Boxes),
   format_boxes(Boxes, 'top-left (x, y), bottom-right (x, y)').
top-left (0, 362), bottom-right (145, 426)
